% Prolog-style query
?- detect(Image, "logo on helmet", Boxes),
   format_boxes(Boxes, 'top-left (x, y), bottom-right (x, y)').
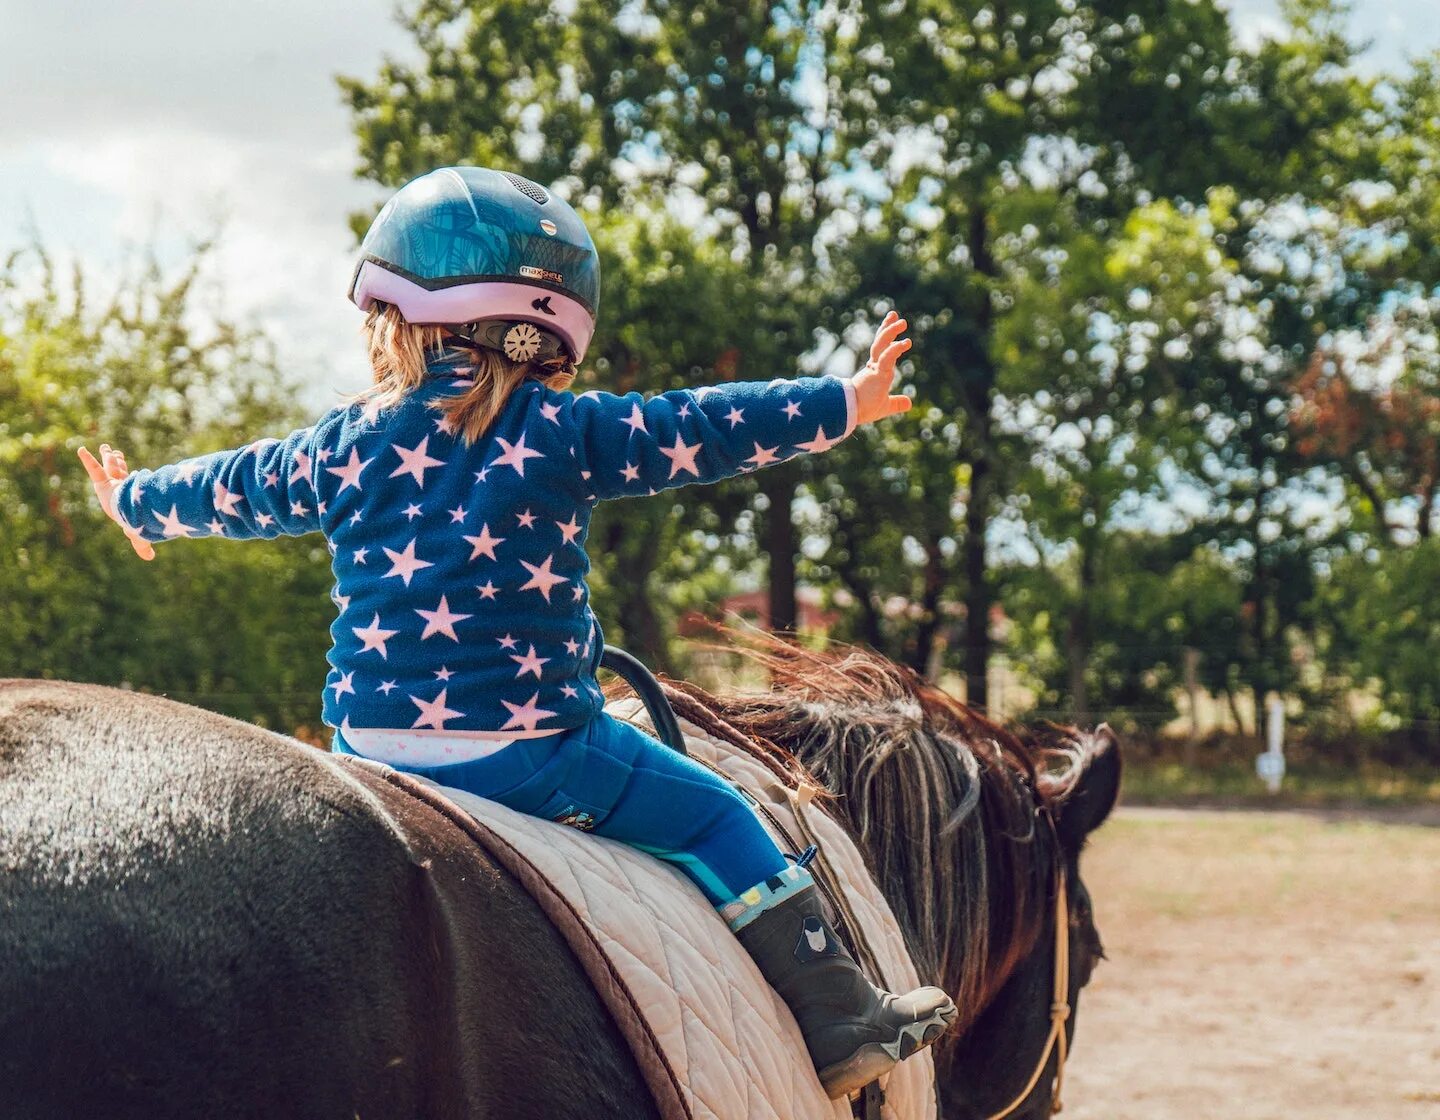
top-left (539, 219), bottom-right (558, 236)
top-left (520, 265), bottom-right (565, 285)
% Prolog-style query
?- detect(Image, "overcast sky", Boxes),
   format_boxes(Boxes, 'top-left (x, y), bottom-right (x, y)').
top-left (2, 0), bottom-right (1436, 409)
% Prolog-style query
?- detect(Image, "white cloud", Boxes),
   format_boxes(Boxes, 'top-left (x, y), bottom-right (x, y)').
top-left (0, 0), bottom-right (405, 410)
top-left (31, 125), bottom-right (383, 407)
top-left (3, 0), bottom-right (1439, 418)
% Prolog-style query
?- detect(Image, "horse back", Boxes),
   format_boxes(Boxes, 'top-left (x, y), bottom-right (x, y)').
top-left (0, 680), bottom-right (658, 1120)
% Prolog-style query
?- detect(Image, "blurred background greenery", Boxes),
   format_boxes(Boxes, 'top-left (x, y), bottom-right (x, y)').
top-left (3, 0), bottom-right (1437, 802)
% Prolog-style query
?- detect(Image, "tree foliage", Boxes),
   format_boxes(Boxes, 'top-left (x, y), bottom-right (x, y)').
top-left (8, 0), bottom-right (1440, 759)
top-left (0, 247), bottom-right (333, 732)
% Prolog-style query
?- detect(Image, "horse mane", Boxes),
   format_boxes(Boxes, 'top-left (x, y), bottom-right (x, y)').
top-left (633, 633), bottom-right (1091, 1039)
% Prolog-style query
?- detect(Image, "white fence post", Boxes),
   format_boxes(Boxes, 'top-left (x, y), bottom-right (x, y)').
top-left (1256, 694), bottom-right (1286, 794)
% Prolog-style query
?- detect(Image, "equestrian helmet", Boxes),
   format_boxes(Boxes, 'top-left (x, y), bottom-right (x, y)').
top-left (349, 166), bottom-right (600, 362)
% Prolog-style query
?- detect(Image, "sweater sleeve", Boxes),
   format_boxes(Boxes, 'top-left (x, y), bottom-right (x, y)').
top-left (565, 375), bottom-right (858, 503)
top-left (113, 419), bottom-right (336, 544)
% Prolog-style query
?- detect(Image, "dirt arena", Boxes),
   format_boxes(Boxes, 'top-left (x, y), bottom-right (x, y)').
top-left (1063, 807), bottom-right (1440, 1119)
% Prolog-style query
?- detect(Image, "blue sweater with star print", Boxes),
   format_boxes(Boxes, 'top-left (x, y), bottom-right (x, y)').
top-left (115, 354), bottom-right (857, 738)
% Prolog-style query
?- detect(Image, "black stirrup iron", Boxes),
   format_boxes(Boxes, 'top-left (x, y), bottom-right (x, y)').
top-left (600, 645), bottom-right (689, 757)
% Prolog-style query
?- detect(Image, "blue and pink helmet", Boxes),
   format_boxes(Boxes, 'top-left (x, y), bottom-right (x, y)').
top-left (349, 166), bottom-right (600, 362)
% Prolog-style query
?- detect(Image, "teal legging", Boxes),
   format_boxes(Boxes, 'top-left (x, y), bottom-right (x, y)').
top-left (333, 712), bottom-right (791, 905)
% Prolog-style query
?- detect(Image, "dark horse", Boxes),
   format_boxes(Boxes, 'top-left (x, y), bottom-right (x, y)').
top-left (0, 640), bottom-right (1118, 1120)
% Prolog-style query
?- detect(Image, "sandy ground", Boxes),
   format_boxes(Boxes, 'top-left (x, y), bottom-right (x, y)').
top-left (1061, 806), bottom-right (1440, 1120)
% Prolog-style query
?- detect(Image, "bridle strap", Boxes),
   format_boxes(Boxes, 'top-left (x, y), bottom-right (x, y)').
top-left (984, 867), bottom-right (1071, 1119)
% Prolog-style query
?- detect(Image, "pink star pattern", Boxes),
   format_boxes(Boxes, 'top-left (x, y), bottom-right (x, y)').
top-left (796, 426), bottom-right (842, 455)
top-left (390, 436), bottom-right (446, 487)
top-left (510, 644), bottom-right (550, 679)
top-left (290, 449), bottom-right (313, 487)
top-left (492, 434), bottom-right (545, 477)
top-left (154, 505), bottom-right (196, 538)
top-left (745, 442), bottom-right (781, 468)
top-left (463, 523), bottom-right (505, 561)
top-left (518, 555), bottom-right (567, 602)
top-left (411, 687), bottom-right (463, 730)
top-left (416, 595), bottom-right (472, 641)
top-left (382, 539), bottom-right (433, 587)
top-left (659, 434), bottom-right (703, 479)
top-left (127, 360), bottom-right (855, 739)
top-left (213, 482), bottom-right (244, 516)
top-left (556, 514), bottom-right (582, 545)
top-left (501, 692), bottom-right (557, 731)
top-left (326, 447), bottom-right (373, 494)
top-left (620, 403), bottom-right (647, 434)
top-left (353, 614), bottom-right (399, 658)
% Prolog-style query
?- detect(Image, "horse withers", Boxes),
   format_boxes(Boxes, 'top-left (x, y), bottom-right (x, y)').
top-left (0, 647), bottom-right (1117, 1120)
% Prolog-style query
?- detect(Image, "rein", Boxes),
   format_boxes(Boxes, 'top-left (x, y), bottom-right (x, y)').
top-left (984, 865), bottom-right (1071, 1119)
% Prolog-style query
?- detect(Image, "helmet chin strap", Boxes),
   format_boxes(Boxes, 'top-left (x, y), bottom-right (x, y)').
top-left (448, 319), bottom-right (571, 364)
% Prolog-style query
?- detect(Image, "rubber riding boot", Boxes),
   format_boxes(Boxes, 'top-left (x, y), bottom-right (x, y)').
top-left (735, 883), bottom-right (958, 1098)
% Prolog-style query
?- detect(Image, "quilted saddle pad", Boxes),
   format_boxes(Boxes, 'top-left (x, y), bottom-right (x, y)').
top-left (415, 699), bottom-right (940, 1120)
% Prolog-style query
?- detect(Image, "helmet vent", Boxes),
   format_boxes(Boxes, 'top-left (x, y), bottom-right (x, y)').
top-left (502, 172), bottom-right (550, 205)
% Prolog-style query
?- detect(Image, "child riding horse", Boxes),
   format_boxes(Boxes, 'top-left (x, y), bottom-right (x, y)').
top-left (79, 166), bottom-right (955, 1097)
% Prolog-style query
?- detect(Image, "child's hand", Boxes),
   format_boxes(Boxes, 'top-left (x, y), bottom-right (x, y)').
top-left (852, 311), bottom-right (915, 426)
top-left (77, 444), bottom-right (156, 561)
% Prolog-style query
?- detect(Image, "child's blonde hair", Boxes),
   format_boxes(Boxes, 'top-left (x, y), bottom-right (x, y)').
top-left (358, 303), bottom-right (576, 443)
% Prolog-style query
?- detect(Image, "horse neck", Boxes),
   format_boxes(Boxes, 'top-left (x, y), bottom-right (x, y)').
top-left (787, 710), bottom-right (1056, 1037)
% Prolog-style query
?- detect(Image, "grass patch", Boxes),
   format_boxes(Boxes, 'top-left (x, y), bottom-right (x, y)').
top-left (1119, 756), bottom-right (1440, 808)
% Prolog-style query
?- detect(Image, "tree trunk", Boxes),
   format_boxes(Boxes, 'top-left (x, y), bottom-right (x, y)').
top-left (1065, 535), bottom-right (1097, 724)
top-left (761, 462), bottom-right (799, 634)
top-left (962, 451), bottom-right (991, 710)
top-left (1249, 482), bottom-right (1270, 735)
top-left (1224, 681), bottom-right (1248, 737)
top-left (1065, 628), bottom-right (1090, 726)
top-left (602, 515), bottom-right (671, 673)
top-left (1182, 646), bottom-right (1202, 768)
top-left (911, 536), bottom-right (946, 676)
top-left (829, 509), bottom-right (887, 651)
top-left (961, 202), bottom-right (999, 712)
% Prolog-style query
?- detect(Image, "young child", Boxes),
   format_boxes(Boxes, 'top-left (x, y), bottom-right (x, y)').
top-left (79, 166), bottom-right (956, 1097)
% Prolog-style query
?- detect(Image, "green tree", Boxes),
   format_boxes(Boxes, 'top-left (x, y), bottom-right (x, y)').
top-left (1319, 541), bottom-right (1440, 744)
top-left (832, 0), bottom-right (1370, 707)
top-left (0, 246), bottom-right (332, 732)
top-left (339, 0), bottom-right (866, 633)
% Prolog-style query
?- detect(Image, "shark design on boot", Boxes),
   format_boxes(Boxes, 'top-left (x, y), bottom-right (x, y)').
top-left (734, 883), bottom-right (958, 1098)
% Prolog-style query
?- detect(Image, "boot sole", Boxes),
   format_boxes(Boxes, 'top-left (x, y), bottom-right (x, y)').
top-left (816, 1002), bottom-right (958, 1099)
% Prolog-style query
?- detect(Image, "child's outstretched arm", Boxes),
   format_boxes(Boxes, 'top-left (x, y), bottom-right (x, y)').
top-left (567, 311), bottom-right (913, 502)
top-left (78, 418), bottom-right (338, 553)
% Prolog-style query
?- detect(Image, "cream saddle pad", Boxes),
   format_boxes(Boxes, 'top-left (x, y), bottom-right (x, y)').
top-left (418, 698), bottom-right (939, 1120)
